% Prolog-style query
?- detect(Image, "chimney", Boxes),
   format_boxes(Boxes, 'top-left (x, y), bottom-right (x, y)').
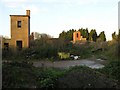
top-left (26, 10), bottom-right (30, 17)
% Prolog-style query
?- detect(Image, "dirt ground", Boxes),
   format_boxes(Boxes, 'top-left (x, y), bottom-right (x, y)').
top-left (33, 58), bottom-right (107, 69)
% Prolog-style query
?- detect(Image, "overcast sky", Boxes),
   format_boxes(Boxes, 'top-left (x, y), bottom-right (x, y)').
top-left (0, 0), bottom-right (119, 40)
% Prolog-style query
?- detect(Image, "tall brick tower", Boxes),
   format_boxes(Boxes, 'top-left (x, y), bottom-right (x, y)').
top-left (10, 10), bottom-right (30, 49)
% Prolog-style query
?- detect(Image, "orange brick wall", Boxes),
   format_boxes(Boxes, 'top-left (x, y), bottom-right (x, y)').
top-left (73, 31), bottom-right (81, 42)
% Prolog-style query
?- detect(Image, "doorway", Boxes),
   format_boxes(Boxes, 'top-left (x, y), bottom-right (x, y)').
top-left (16, 41), bottom-right (22, 50)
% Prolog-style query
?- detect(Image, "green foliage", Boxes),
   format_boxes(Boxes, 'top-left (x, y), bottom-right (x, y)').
top-left (33, 46), bottom-right (58, 59)
top-left (78, 28), bottom-right (89, 40)
top-left (2, 62), bottom-right (37, 88)
top-left (59, 29), bottom-right (75, 41)
top-left (98, 31), bottom-right (106, 42)
top-left (2, 29), bottom-right (120, 88)
top-left (2, 48), bottom-right (14, 59)
top-left (97, 60), bottom-right (120, 83)
top-left (79, 28), bottom-right (106, 42)
top-left (59, 28), bottom-right (93, 42)
top-left (2, 62), bottom-right (64, 88)
top-left (95, 39), bottom-right (118, 61)
top-left (69, 43), bottom-right (93, 59)
top-left (3, 61), bottom-right (120, 88)
top-left (88, 29), bottom-right (97, 42)
top-left (55, 66), bottom-right (118, 88)
top-left (3, 37), bottom-right (59, 60)
top-left (36, 68), bottom-right (64, 88)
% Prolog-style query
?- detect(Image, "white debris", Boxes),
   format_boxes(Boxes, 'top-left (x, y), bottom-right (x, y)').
top-left (70, 55), bottom-right (81, 60)
top-left (74, 56), bottom-right (79, 60)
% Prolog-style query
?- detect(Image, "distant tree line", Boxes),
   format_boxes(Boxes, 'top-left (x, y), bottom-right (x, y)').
top-left (59, 28), bottom-right (106, 42)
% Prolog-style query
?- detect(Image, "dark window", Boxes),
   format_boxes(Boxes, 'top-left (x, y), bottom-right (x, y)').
top-left (16, 41), bottom-right (22, 50)
top-left (17, 21), bottom-right (21, 28)
top-left (77, 33), bottom-right (79, 38)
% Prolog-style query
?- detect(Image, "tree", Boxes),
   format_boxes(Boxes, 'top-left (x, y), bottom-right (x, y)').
top-left (66, 29), bottom-right (75, 41)
top-left (92, 30), bottom-right (97, 42)
top-left (98, 31), bottom-right (106, 42)
top-left (85, 28), bottom-right (89, 40)
top-left (59, 29), bottom-right (75, 41)
top-left (78, 28), bottom-right (89, 40)
top-left (59, 31), bottom-right (67, 40)
top-left (112, 32), bottom-right (117, 40)
top-left (78, 28), bottom-right (83, 34)
top-left (89, 29), bottom-right (97, 42)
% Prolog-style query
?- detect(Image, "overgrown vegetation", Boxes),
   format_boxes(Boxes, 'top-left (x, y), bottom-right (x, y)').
top-left (2, 61), bottom-right (64, 88)
top-left (2, 39), bottom-right (108, 60)
top-left (97, 60), bottom-right (120, 82)
top-left (55, 66), bottom-right (119, 88)
top-left (1, 29), bottom-right (110, 61)
top-left (2, 29), bottom-right (120, 88)
top-left (2, 62), bottom-right (120, 88)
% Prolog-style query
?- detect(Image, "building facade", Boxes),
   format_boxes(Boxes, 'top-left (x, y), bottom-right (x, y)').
top-left (73, 31), bottom-right (86, 43)
top-left (73, 31), bottom-right (81, 42)
top-left (3, 10), bottom-right (30, 49)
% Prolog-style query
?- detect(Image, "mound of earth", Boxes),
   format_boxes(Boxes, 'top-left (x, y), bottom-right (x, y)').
top-left (55, 66), bottom-right (118, 88)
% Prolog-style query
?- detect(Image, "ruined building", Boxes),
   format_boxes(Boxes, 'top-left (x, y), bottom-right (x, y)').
top-left (73, 31), bottom-right (86, 43)
top-left (2, 10), bottom-right (30, 49)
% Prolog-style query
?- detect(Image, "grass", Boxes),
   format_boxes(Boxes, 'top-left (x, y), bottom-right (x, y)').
top-left (2, 62), bottom-right (120, 88)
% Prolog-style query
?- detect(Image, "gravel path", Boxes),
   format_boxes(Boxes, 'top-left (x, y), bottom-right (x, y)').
top-left (33, 59), bottom-right (106, 69)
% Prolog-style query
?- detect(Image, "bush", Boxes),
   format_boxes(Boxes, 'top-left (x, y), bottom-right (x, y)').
top-left (2, 48), bottom-right (15, 59)
top-left (98, 60), bottom-right (120, 82)
top-left (2, 62), bottom-right (37, 88)
top-left (3, 62), bottom-right (119, 88)
top-left (2, 62), bottom-right (64, 88)
top-left (36, 68), bottom-right (64, 88)
top-left (69, 43), bottom-right (93, 59)
top-left (55, 66), bottom-right (118, 88)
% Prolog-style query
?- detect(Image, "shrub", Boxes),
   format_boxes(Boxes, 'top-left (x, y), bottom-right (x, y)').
top-left (2, 62), bottom-right (37, 88)
top-left (98, 60), bottom-right (120, 82)
top-left (36, 68), bottom-right (64, 88)
top-left (55, 66), bottom-right (118, 88)
top-left (3, 62), bottom-right (119, 88)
